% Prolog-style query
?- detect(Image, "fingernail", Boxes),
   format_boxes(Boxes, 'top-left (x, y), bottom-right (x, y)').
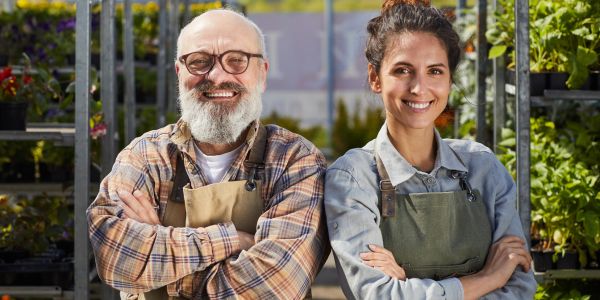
top-left (359, 253), bottom-right (367, 258)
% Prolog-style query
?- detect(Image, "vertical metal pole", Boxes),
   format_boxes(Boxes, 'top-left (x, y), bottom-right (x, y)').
top-left (476, 0), bottom-right (489, 146)
top-left (157, 0), bottom-right (168, 127)
top-left (325, 0), bottom-right (334, 151)
top-left (183, 0), bottom-right (192, 26)
top-left (167, 0), bottom-right (180, 114)
top-left (515, 0), bottom-right (531, 245)
top-left (124, 0), bottom-right (136, 144)
top-left (492, 0), bottom-right (506, 152)
top-left (101, 0), bottom-right (117, 177)
top-left (75, 0), bottom-right (90, 298)
top-left (456, 0), bottom-right (467, 19)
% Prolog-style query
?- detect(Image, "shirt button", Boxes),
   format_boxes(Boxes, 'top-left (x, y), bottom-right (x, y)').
top-left (426, 177), bottom-right (436, 185)
top-left (333, 222), bottom-right (338, 229)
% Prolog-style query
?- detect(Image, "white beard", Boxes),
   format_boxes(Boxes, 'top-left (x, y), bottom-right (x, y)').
top-left (178, 83), bottom-right (263, 144)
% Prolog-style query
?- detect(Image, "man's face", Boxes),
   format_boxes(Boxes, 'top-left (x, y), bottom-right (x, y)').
top-left (176, 11), bottom-right (269, 144)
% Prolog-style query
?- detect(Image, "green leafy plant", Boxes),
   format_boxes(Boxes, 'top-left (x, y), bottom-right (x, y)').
top-left (497, 117), bottom-right (600, 266)
top-left (0, 194), bottom-right (73, 255)
top-left (487, 0), bottom-right (600, 89)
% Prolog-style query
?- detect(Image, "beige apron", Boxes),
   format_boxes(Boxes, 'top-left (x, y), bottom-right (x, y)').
top-left (121, 126), bottom-right (267, 300)
top-left (375, 150), bottom-right (492, 280)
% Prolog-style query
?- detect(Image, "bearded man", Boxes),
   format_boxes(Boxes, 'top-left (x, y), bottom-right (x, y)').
top-left (87, 9), bottom-right (328, 299)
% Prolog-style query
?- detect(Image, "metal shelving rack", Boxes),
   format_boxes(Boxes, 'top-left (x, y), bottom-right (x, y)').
top-left (489, 0), bottom-right (600, 284)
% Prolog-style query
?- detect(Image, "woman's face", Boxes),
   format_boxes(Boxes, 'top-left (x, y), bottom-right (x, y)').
top-left (368, 31), bottom-right (451, 132)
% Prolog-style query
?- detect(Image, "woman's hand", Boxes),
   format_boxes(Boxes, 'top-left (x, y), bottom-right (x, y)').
top-left (118, 190), bottom-right (161, 225)
top-left (460, 235), bottom-right (532, 300)
top-left (360, 244), bottom-right (406, 280)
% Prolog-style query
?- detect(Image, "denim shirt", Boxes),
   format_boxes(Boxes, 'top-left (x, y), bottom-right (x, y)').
top-left (324, 124), bottom-right (536, 300)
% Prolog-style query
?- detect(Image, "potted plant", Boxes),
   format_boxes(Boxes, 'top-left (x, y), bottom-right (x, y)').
top-left (0, 54), bottom-right (63, 130)
top-left (487, 0), bottom-right (600, 92)
top-left (498, 117), bottom-right (600, 270)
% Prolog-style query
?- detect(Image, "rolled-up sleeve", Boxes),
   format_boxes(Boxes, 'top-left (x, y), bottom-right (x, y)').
top-left (325, 165), bottom-right (463, 300)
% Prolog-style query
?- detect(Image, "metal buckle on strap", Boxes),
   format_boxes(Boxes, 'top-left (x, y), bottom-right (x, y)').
top-left (379, 180), bottom-right (396, 217)
top-left (448, 170), bottom-right (476, 202)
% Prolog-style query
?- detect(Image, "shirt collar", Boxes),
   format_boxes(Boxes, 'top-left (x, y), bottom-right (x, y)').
top-left (375, 122), bottom-right (468, 186)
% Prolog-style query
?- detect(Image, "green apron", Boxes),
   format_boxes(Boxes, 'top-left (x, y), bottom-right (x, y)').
top-left (375, 151), bottom-right (492, 280)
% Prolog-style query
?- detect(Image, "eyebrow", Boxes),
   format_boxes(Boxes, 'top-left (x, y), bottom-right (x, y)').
top-left (392, 61), bottom-right (448, 68)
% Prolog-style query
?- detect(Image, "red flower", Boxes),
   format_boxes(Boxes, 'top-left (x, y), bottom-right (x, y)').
top-left (0, 67), bottom-right (11, 82)
top-left (23, 75), bottom-right (33, 85)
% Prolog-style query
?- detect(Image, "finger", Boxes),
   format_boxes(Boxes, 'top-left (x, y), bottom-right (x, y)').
top-left (496, 235), bottom-right (525, 245)
top-left (368, 244), bottom-right (397, 261)
top-left (133, 190), bottom-right (160, 225)
top-left (118, 190), bottom-right (147, 217)
top-left (120, 200), bottom-right (141, 221)
top-left (360, 252), bottom-right (389, 261)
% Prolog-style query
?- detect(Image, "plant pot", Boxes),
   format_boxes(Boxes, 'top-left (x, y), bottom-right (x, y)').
top-left (531, 249), bottom-right (554, 272)
top-left (0, 102), bottom-right (28, 130)
top-left (556, 251), bottom-right (580, 269)
top-left (506, 69), bottom-right (547, 96)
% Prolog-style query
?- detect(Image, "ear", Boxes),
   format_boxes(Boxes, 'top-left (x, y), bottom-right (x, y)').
top-left (259, 59), bottom-right (269, 92)
top-left (368, 63), bottom-right (381, 93)
top-left (175, 62), bottom-right (180, 77)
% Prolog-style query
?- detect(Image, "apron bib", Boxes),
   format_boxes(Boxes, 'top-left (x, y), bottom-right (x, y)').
top-left (375, 151), bottom-right (492, 280)
top-left (122, 126), bottom-right (267, 300)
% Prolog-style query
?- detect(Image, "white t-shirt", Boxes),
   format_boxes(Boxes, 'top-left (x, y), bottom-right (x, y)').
top-left (195, 144), bottom-right (243, 184)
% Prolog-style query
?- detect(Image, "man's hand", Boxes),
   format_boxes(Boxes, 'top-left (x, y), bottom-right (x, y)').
top-left (236, 231), bottom-right (255, 250)
top-left (118, 190), bottom-right (161, 225)
top-left (360, 244), bottom-right (407, 280)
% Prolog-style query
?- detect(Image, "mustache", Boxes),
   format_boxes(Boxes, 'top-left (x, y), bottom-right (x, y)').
top-left (193, 80), bottom-right (247, 94)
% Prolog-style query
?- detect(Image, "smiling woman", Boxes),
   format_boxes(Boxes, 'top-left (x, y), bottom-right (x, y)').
top-left (324, 0), bottom-right (538, 299)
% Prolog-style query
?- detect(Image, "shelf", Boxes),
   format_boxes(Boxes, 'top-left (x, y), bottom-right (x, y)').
top-left (505, 84), bottom-right (600, 100)
top-left (0, 183), bottom-right (99, 199)
top-left (0, 123), bottom-right (74, 146)
top-left (534, 270), bottom-right (600, 283)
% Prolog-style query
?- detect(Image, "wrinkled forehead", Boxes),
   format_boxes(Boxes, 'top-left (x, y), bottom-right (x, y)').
top-left (178, 11), bottom-right (260, 56)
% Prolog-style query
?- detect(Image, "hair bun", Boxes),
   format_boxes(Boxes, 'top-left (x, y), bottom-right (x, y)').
top-left (381, 0), bottom-right (431, 13)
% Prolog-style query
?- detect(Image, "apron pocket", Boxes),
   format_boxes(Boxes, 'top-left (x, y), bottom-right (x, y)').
top-left (403, 256), bottom-right (482, 280)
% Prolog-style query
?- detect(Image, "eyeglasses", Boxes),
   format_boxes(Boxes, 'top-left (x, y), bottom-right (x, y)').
top-left (178, 50), bottom-right (263, 76)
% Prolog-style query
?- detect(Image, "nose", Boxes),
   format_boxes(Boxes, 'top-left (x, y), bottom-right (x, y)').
top-left (410, 73), bottom-right (425, 95)
top-left (205, 60), bottom-right (230, 83)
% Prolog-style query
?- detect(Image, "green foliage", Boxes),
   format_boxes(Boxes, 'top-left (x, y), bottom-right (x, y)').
top-left (332, 100), bottom-right (384, 157)
top-left (535, 280), bottom-right (598, 300)
top-left (497, 117), bottom-right (600, 265)
top-left (261, 111), bottom-right (327, 149)
top-left (487, 0), bottom-right (600, 88)
top-left (0, 194), bottom-right (73, 254)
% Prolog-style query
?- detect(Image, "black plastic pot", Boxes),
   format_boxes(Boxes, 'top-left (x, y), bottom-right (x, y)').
top-left (531, 249), bottom-right (554, 272)
top-left (506, 70), bottom-right (600, 95)
top-left (556, 251), bottom-right (580, 269)
top-left (0, 101), bottom-right (28, 130)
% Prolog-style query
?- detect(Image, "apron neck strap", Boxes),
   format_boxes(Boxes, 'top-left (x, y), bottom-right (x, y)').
top-left (375, 148), bottom-right (396, 217)
top-left (243, 124), bottom-right (268, 191)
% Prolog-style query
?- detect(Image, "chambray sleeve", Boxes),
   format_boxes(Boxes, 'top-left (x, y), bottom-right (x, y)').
top-left (481, 158), bottom-right (537, 299)
top-left (86, 141), bottom-right (240, 293)
top-left (325, 163), bottom-right (464, 300)
top-left (169, 140), bottom-right (328, 299)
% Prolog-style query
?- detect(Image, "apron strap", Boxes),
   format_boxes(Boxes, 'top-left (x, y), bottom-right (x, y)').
top-left (243, 124), bottom-right (268, 191)
top-left (375, 153), bottom-right (396, 218)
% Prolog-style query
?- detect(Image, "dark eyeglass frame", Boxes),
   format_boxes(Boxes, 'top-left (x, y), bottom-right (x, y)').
top-left (178, 50), bottom-right (263, 76)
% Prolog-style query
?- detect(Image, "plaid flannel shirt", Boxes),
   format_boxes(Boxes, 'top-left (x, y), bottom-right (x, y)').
top-left (87, 120), bottom-right (328, 299)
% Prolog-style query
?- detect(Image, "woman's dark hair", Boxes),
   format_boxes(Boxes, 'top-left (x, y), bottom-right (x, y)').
top-left (366, 0), bottom-right (461, 76)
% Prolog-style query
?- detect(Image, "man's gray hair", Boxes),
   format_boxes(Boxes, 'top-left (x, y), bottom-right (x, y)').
top-left (176, 8), bottom-right (267, 60)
